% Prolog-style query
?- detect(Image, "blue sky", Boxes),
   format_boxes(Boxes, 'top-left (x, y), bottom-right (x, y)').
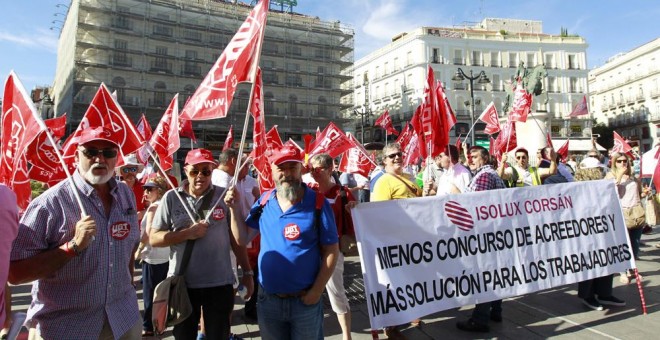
top-left (1, 0), bottom-right (659, 94)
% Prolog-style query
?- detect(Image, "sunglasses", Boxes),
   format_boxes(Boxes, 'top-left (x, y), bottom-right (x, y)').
top-left (588, 154), bottom-right (598, 158)
top-left (616, 159), bottom-right (628, 164)
top-left (122, 167), bottom-right (138, 173)
top-left (386, 152), bottom-right (403, 159)
top-left (81, 148), bottom-right (118, 159)
top-left (189, 169), bottom-right (212, 177)
top-left (310, 167), bottom-right (327, 174)
top-left (144, 187), bottom-right (157, 192)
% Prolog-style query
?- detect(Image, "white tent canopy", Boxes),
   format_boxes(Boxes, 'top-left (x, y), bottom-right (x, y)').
top-left (550, 139), bottom-right (606, 152)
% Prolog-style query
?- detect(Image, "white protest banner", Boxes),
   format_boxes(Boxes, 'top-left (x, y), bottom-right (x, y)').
top-left (351, 180), bottom-right (633, 329)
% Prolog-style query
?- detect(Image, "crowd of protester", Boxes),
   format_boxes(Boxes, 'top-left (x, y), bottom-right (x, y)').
top-left (1, 130), bottom-right (656, 340)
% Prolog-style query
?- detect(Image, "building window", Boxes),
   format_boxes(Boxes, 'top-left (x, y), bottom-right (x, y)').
top-left (153, 81), bottom-right (167, 107)
top-left (568, 55), bottom-right (578, 69)
top-left (265, 92), bottom-right (275, 112)
top-left (490, 52), bottom-right (500, 67)
top-left (545, 53), bottom-right (555, 68)
top-left (318, 96), bottom-right (328, 115)
top-left (432, 49), bottom-right (440, 64)
top-left (508, 52), bottom-right (518, 68)
top-left (115, 39), bottom-right (128, 50)
top-left (288, 94), bottom-right (298, 116)
top-left (453, 50), bottom-right (463, 65)
top-left (237, 90), bottom-right (249, 112)
top-left (471, 51), bottom-right (482, 66)
top-left (153, 24), bottom-right (173, 37)
top-left (111, 77), bottom-right (126, 103)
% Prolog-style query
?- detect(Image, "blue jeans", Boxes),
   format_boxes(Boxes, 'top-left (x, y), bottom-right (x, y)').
top-left (257, 287), bottom-right (324, 340)
top-left (141, 261), bottom-right (169, 332)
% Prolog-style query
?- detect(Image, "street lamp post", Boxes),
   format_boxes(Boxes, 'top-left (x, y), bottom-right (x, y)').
top-left (452, 68), bottom-right (490, 147)
top-left (353, 108), bottom-right (371, 145)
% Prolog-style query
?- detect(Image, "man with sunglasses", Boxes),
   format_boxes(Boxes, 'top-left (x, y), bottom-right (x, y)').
top-left (150, 148), bottom-right (252, 340)
top-left (497, 147), bottom-right (557, 187)
top-left (9, 127), bottom-right (142, 339)
top-left (372, 143), bottom-right (421, 201)
top-left (117, 153), bottom-right (146, 220)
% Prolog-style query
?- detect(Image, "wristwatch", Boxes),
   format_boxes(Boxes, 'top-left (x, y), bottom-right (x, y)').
top-left (62, 240), bottom-right (81, 257)
top-left (243, 270), bottom-right (254, 276)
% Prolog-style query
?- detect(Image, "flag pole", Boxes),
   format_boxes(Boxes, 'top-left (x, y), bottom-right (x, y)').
top-left (145, 147), bottom-right (197, 223)
top-left (463, 121), bottom-right (479, 147)
top-left (204, 157), bottom-right (253, 221)
top-left (232, 5), bottom-right (268, 182)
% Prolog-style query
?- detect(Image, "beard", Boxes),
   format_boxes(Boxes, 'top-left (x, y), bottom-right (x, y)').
top-left (275, 177), bottom-right (303, 201)
top-left (82, 163), bottom-right (114, 185)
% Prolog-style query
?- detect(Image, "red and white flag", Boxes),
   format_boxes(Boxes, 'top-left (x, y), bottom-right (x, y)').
top-left (223, 125), bottom-right (234, 151)
top-left (509, 82), bottom-right (533, 122)
top-left (1, 71), bottom-right (49, 209)
top-left (494, 121), bottom-right (517, 154)
top-left (338, 134), bottom-right (375, 178)
top-left (545, 132), bottom-right (554, 149)
top-left (569, 95), bottom-right (589, 117)
top-left (181, 0), bottom-right (269, 120)
top-left (266, 125), bottom-right (283, 149)
top-left (374, 110), bottom-right (399, 136)
top-left (396, 123), bottom-right (420, 167)
top-left (250, 68), bottom-right (267, 156)
top-left (478, 102), bottom-right (501, 135)
top-left (136, 114), bottom-right (153, 164)
top-left (26, 115), bottom-right (68, 185)
top-left (307, 122), bottom-right (352, 159)
top-left (612, 131), bottom-right (633, 154)
top-left (416, 66), bottom-right (449, 158)
top-left (149, 95), bottom-right (180, 171)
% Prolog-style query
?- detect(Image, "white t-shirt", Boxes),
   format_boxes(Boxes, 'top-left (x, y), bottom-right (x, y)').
top-left (211, 168), bottom-right (232, 188)
top-left (436, 163), bottom-right (472, 195)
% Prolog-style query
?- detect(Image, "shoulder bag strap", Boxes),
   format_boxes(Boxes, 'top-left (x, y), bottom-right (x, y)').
top-left (177, 188), bottom-right (217, 276)
top-left (389, 173), bottom-right (419, 196)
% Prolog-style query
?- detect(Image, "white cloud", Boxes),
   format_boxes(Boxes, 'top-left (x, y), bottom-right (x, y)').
top-left (0, 29), bottom-right (58, 52)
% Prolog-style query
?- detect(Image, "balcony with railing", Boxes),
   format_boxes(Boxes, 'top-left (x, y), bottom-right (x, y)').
top-left (489, 60), bottom-right (501, 68)
top-left (637, 94), bottom-right (645, 102)
top-left (182, 64), bottom-right (201, 76)
top-left (453, 83), bottom-right (466, 90)
top-left (453, 58), bottom-right (465, 65)
top-left (150, 60), bottom-right (172, 74)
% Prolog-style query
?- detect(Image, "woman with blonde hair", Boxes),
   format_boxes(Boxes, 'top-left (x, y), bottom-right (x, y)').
top-left (135, 176), bottom-right (170, 337)
top-left (605, 152), bottom-right (650, 284)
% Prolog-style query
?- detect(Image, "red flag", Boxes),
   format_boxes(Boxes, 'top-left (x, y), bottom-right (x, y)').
top-left (612, 131), bottom-right (633, 154)
top-left (557, 139), bottom-right (570, 162)
top-left (455, 135), bottom-right (462, 155)
top-left (419, 66), bottom-right (448, 158)
top-left (266, 125), bottom-right (283, 149)
top-left (181, 0), bottom-right (269, 120)
top-left (1, 71), bottom-right (49, 209)
top-left (223, 125), bottom-right (234, 151)
top-left (149, 95), bottom-right (180, 171)
top-left (436, 80), bottom-right (456, 130)
top-left (509, 82), bottom-right (533, 122)
top-left (250, 68), bottom-right (267, 156)
top-left (489, 136), bottom-right (499, 158)
top-left (546, 132), bottom-right (553, 149)
top-left (478, 102), bottom-right (501, 135)
top-left (494, 121), bottom-right (517, 154)
top-left (136, 114), bottom-right (152, 141)
top-left (178, 118), bottom-right (197, 142)
top-left (569, 95), bottom-right (589, 117)
top-left (253, 154), bottom-right (275, 193)
top-left (396, 123), bottom-right (420, 167)
top-left (136, 114), bottom-right (153, 164)
top-left (61, 83), bottom-right (143, 167)
top-left (307, 122), bottom-right (352, 159)
top-left (654, 158), bottom-right (660, 192)
top-left (338, 134), bottom-right (375, 178)
top-left (26, 115), bottom-right (67, 179)
top-left (315, 126), bottom-right (321, 139)
top-left (374, 110), bottom-right (399, 136)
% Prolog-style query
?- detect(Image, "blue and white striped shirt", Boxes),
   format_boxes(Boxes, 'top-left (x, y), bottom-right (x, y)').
top-left (11, 171), bottom-right (140, 339)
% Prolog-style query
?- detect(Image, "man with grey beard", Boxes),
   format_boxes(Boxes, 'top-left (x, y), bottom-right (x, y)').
top-left (225, 144), bottom-right (339, 340)
top-left (9, 127), bottom-right (142, 339)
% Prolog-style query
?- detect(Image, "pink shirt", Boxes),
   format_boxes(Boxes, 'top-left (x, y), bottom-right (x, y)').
top-left (0, 185), bottom-right (18, 327)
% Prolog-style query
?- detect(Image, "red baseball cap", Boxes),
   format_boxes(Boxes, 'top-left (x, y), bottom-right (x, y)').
top-left (267, 144), bottom-right (303, 165)
top-left (78, 127), bottom-right (119, 147)
top-left (185, 148), bottom-right (218, 166)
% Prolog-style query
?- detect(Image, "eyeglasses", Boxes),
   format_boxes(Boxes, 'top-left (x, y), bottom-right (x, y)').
top-left (188, 169), bottom-right (212, 177)
top-left (588, 154), bottom-right (598, 158)
top-left (386, 152), bottom-right (403, 159)
top-left (80, 148), bottom-right (118, 159)
top-left (516, 156), bottom-right (528, 160)
top-left (616, 159), bottom-right (628, 164)
top-left (310, 167), bottom-right (327, 174)
top-left (122, 167), bottom-right (138, 173)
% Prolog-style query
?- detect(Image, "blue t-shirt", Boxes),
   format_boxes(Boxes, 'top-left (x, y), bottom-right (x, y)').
top-left (245, 184), bottom-right (338, 294)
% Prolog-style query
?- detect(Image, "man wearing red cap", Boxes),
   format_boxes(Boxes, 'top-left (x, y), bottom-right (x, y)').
top-left (9, 127), bottom-right (142, 339)
top-left (225, 144), bottom-right (339, 340)
top-left (150, 148), bottom-right (253, 340)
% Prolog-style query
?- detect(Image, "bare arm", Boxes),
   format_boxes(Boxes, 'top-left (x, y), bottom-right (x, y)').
top-left (538, 150), bottom-right (558, 178)
top-left (225, 186), bottom-right (259, 246)
top-left (9, 215), bottom-right (97, 284)
top-left (497, 153), bottom-right (511, 180)
top-left (149, 221), bottom-right (207, 247)
top-left (301, 243), bottom-right (339, 305)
